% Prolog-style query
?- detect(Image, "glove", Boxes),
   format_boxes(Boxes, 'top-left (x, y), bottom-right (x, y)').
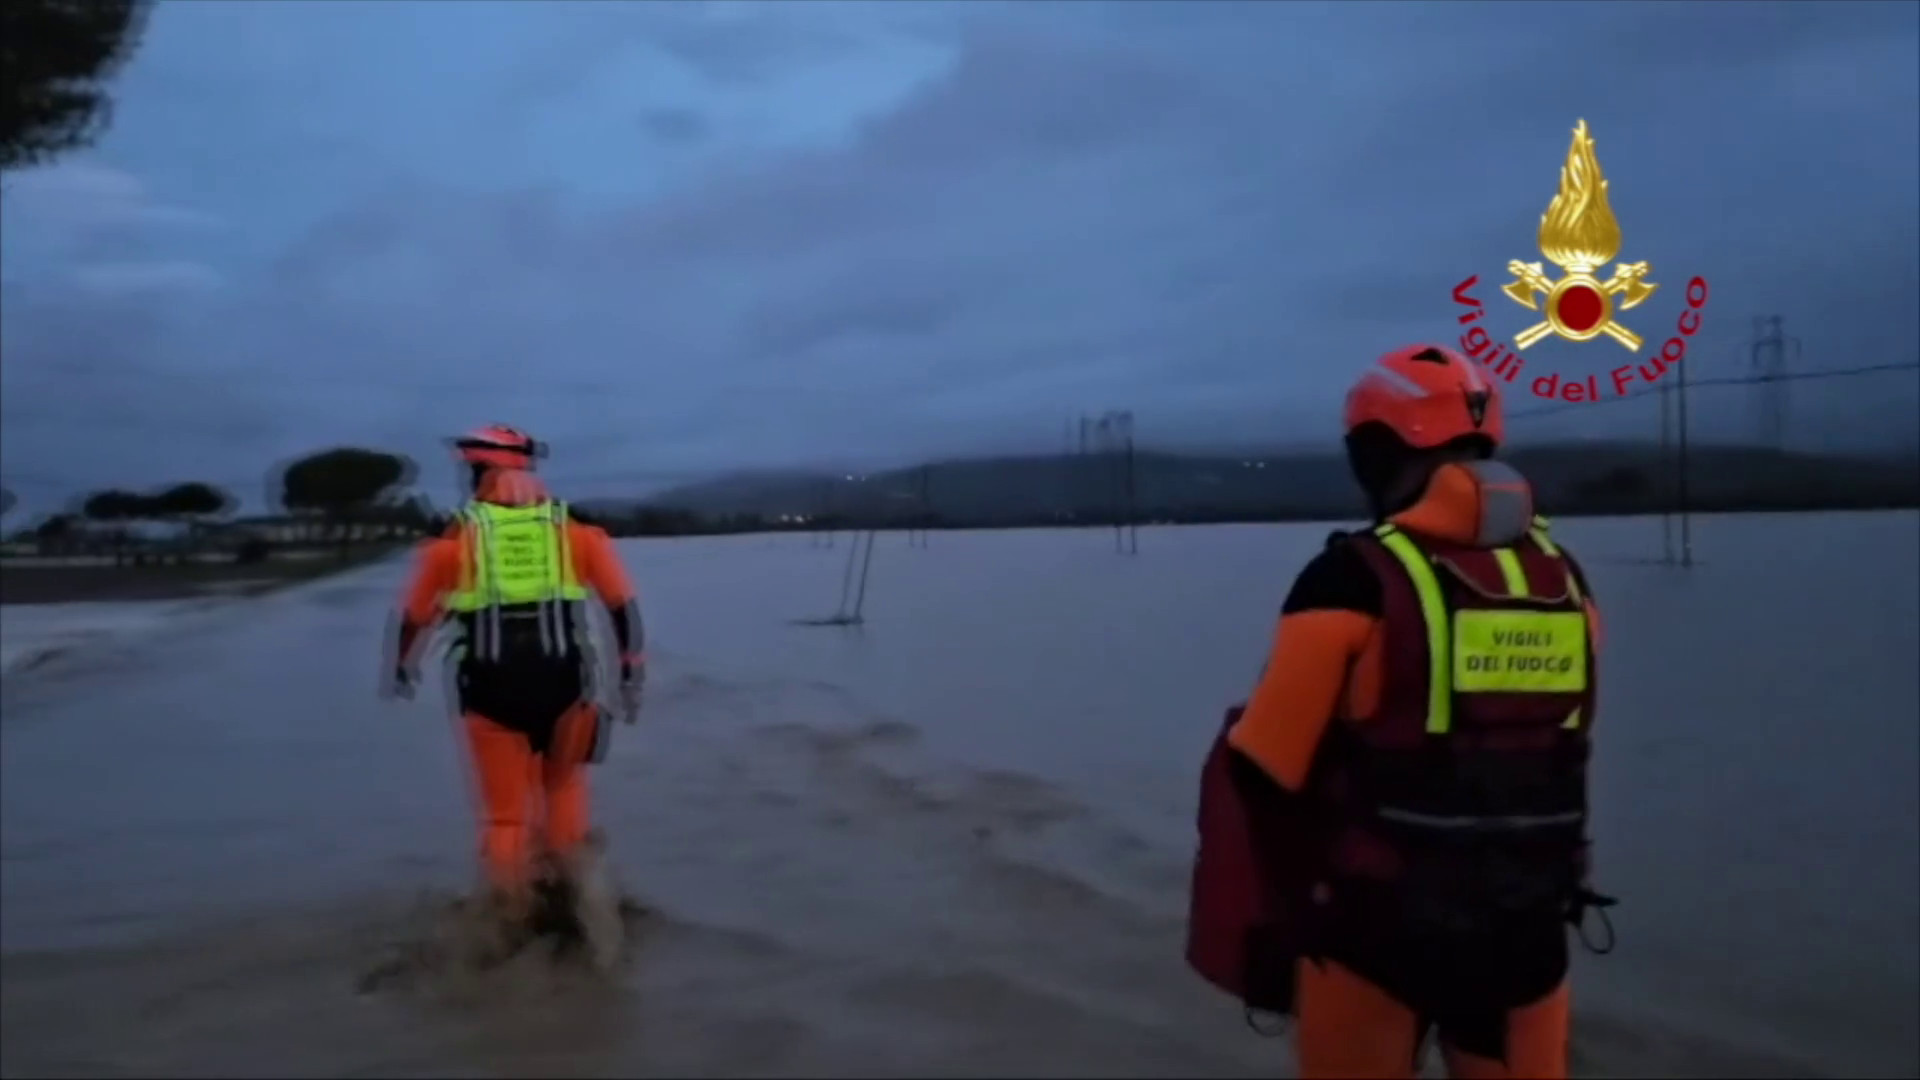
top-left (381, 661), bottom-right (420, 702)
top-left (617, 658), bottom-right (646, 724)
top-left (382, 616), bottom-right (426, 703)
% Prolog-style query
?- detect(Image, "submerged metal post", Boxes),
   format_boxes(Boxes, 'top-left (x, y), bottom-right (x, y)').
top-left (797, 529), bottom-right (875, 627)
top-left (836, 529), bottom-right (860, 615)
top-left (813, 479), bottom-right (836, 549)
top-left (794, 529), bottom-right (878, 627)
top-left (1676, 337), bottom-right (1694, 568)
top-left (912, 465), bottom-right (931, 549)
top-left (1123, 413), bottom-right (1139, 556)
top-left (1660, 380), bottom-right (1675, 565)
top-left (851, 529), bottom-right (876, 620)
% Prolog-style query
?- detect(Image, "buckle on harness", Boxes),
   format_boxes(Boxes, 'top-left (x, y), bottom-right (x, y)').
top-left (1244, 1006), bottom-right (1289, 1037)
top-left (1567, 886), bottom-right (1619, 955)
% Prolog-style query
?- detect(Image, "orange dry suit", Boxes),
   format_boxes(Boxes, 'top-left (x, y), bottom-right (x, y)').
top-left (1193, 460), bottom-right (1612, 1079)
top-left (387, 472), bottom-right (643, 894)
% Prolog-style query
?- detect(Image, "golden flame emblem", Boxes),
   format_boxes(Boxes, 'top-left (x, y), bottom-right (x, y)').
top-left (1502, 120), bottom-right (1658, 352)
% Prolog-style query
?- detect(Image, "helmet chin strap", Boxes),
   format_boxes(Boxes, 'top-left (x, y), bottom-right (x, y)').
top-left (1351, 435), bottom-right (1490, 522)
top-left (1374, 461), bottom-right (1439, 520)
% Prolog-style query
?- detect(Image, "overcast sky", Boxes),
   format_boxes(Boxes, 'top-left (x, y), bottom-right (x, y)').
top-left (2, 0), bottom-right (1915, 512)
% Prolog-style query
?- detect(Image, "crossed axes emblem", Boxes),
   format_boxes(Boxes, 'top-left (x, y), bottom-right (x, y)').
top-left (1502, 260), bottom-right (1658, 351)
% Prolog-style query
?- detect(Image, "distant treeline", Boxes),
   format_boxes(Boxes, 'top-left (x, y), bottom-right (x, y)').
top-left (3, 446), bottom-right (438, 562)
top-left (581, 508), bottom-right (784, 538)
top-left (578, 442), bottom-right (1920, 538)
top-left (10, 442), bottom-right (1916, 549)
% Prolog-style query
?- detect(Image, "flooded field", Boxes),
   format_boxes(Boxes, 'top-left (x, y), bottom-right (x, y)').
top-left (2, 511), bottom-right (1915, 1078)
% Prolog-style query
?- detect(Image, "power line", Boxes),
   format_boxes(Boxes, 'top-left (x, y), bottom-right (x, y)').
top-left (1073, 409), bottom-right (1139, 553)
top-left (1676, 330), bottom-right (1695, 567)
top-left (7, 357), bottom-right (1911, 433)
top-left (1509, 357), bottom-right (1916, 571)
top-left (6, 363), bottom-right (1914, 511)
top-left (1506, 360), bottom-right (1919, 424)
top-left (0, 463), bottom-right (730, 507)
top-left (1749, 316), bottom-right (1802, 449)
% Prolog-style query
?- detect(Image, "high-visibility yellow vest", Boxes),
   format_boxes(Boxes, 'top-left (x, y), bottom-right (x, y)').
top-left (445, 500), bottom-right (587, 613)
top-left (1370, 514), bottom-right (1590, 736)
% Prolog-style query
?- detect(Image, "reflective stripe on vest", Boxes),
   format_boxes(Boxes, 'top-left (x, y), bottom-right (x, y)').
top-left (445, 501), bottom-right (587, 663)
top-left (1373, 522), bottom-right (1590, 735)
top-left (446, 501), bottom-right (585, 610)
top-left (1526, 514), bottom-right (1581, 604)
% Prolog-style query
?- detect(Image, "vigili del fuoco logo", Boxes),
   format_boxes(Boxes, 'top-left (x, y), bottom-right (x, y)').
top-left (1449, 120), bottom-right (1709, 405)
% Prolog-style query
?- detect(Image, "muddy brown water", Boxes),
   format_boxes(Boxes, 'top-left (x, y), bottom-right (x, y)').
top-left (3, 515), bottom-right (1915, 1077)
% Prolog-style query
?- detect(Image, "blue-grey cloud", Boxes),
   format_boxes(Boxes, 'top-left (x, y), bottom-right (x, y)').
top-left (639, 107), bottom-right (711, 146)
top-left (1, 0), bottom-right (1915, 514)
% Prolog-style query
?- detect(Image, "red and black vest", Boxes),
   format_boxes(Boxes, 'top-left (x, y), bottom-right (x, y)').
top-left (1312, 515), bottom-right (1597, 929)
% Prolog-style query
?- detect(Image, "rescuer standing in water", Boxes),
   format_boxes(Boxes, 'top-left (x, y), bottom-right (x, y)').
top-left (382, 425), bottom-right (646, 964)
top-left (1187, 345), bottom-right (1615, 1078)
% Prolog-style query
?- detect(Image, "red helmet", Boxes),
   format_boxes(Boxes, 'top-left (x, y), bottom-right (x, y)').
top-left (452, 425), bottom-right (544, 470)
top-left (1343, 345), bottom-right (1503, 450)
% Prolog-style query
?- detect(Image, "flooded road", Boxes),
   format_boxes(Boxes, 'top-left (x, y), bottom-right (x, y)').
top-left (3, 513), bottom-right (1916, 1078)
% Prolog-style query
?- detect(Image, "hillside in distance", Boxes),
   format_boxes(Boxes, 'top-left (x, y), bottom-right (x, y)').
top-left (604, 442), bottom-right (1920, 529)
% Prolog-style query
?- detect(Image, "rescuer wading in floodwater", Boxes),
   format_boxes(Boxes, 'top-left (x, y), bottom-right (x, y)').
top-left (381, 425), bottom-right (646, 964)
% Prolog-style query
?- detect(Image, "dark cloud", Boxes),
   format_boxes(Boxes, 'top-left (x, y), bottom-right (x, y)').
top-left (639, 106), bottom-right (710, 146)
top-left (0, 284), bottom-right (289, 509)
top-left (497, 1), bottom-right (963, 105)
top-left (744, 267), bottom-right (974, 359)
top-left (636, 5), bottom-right (871, 86)
top-left (852, 26), bottom-right (1228, 168)
top-left (2, 0), bottom-right (1915, 513)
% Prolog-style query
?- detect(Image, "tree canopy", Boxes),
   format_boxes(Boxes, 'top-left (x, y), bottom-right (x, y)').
top-left (81, 487), bottom-right (151, 521)
top-left (78, 482), bottom-right (233, 524)
top-left (34, 512), bottom-right (79, 541)
top-left (1, 0), bottom-right (153, 172)
top-left (154, 481), bottom-right (233, 519)
top-left (281, 448), bottom-right (414, 518)
top-left (0, 487), bottom-right (15, 517)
